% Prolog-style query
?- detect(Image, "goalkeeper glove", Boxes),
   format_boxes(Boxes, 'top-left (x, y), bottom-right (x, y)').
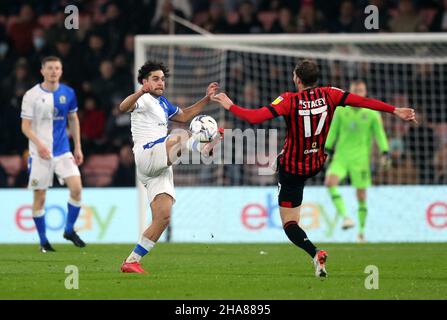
top-left (380, 152), bottom-right (392, 170)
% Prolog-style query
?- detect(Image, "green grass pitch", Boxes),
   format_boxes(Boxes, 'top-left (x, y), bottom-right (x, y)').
top-left (0, 243), bottom-right (446, 300)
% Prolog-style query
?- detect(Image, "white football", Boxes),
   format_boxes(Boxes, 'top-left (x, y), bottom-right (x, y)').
top-left (189, 115), bottom-right (218, 142)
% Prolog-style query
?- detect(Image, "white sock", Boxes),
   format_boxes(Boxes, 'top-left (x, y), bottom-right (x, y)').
top-left (68, 197), bottom-right (81, 207)
top-left (33, 209), bottom-right (45, 218)
top-left (126, 236), bottom-right (155, 263)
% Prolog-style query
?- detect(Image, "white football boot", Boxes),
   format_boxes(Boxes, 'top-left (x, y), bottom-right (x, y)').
top-left (341, 217), bottom-right (355, 230)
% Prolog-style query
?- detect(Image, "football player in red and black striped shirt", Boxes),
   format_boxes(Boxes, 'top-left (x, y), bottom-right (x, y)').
top-left (211, 60), bottom-right (416, 277)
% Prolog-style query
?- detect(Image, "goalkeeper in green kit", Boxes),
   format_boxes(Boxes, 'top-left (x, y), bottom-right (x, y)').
top-left (325, 80), bottom-right (391, 242)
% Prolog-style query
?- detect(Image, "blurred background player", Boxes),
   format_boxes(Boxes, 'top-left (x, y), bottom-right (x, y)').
top-left (20, 56), bottom-right (86, 252)
top-left (119, 61), bottom-right (219, 273)
top-left (211, 60), bottom-right (416, 278)
top-left (324, 80), bottom-right (391, 242)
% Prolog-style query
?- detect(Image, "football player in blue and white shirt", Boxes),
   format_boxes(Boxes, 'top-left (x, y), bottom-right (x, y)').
top-left (119, 61), bottom-right (219, 273)
top-left (21, 56), bottom-right (86, 252)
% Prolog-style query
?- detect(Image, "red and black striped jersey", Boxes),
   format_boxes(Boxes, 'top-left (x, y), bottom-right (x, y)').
top-left (266, 87), bottom-right (347, 175)
top-left (228, 86), bottom-right (396, 176)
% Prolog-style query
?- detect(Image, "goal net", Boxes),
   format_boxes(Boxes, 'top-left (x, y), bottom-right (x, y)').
top-left (135, 34), bottom-right (447, 188)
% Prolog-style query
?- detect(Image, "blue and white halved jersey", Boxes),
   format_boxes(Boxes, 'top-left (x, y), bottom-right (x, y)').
top-left (131, 93), bottom-right (179, 146)
top-left (21, 83), bottom-right (78, 158)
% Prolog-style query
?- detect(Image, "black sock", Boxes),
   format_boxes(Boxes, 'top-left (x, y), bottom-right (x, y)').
top-left (284, 221), bottom-right (317, 258)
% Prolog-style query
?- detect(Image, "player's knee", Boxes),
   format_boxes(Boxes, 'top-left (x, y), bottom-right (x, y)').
top-left (357, 190), bottom-right (367, 201)
top-left (34, 191), bottom-right (46, 209)
top-left (70, 187), bottom-right (82, 201)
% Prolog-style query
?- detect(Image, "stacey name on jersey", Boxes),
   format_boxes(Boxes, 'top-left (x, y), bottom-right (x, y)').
top-left (269, 87), bottom-right (338, 177)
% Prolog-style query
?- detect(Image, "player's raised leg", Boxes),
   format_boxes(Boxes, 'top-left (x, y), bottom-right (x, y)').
top-left (356, 188), bottom-right (368, 242)
top-left (33, 189), bottom-right (55, 252)
top-left (165, 127), bottom-right (223, 165)
top-left (121, 193), bottom-right (173, 273)
top-left (165, 130), bottom-right (194, 165)
top-left (63, 175), bottom-right (86, 247)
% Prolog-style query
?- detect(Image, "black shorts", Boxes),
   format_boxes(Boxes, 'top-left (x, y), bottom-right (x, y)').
top-left (277, 167), bottom-right (320, 208)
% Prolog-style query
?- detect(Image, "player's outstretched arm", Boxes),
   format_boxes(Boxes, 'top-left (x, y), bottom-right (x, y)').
top-left (341, 91), bottom-right (417, 123)
top-left (393, 107), bottom-right (417, 123)
top-left (119, 82), bottom-right (152, 113)
top-left (211, 93), bottom-right (275, 124)
top-left (171, 82), bottom-right (219, 123)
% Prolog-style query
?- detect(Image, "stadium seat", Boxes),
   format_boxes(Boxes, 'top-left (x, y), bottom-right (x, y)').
top-left (257, 11), bottom-right (277, 30)
top-left (81, 154), bottom-right (119, 187)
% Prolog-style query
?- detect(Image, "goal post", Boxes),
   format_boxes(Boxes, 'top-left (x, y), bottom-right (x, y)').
top-left (135, 33), bottom-right (447, 236)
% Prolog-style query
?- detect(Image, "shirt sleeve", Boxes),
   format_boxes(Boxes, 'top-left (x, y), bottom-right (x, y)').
top-left (68, 88), bottom-right (78, 113)
top-left (163, 97), bottom-right (180, 119)
top-left (265, 92), bottom-right (292, 117)
top-left (328, 87), bottom-right (395, 113)
top-left (228, 104), bottom-right (274, 124)
top-left (20, 91), bottom-right (34, 119)
top-left (327, 87), bottom-right (351, 107)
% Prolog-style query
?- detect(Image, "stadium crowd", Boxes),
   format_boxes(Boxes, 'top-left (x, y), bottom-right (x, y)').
top-left (0, 0), bottom-right (446, 187)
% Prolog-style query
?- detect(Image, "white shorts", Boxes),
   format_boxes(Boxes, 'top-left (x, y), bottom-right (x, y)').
top-left (28, 152), bottom-right (80, 189)
top-left (134, 137), bottom-right (175, 204)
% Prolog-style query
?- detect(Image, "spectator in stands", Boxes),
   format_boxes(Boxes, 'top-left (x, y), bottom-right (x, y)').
top-left (28, 28), bottom-right (51, 74)
top-left (114, 34), bottom-right (135, 77)
top-left (403, 113), bottom-right (437, 184)
top-left (7, 3), bottom-right (41, 56)
top-left (13, 150), bottom-right (30, 188)
top-left (105, 99), bottom-right (132, 149)
top-left (376, 136), bottom-right (419, 184)
top-left (0, 59), bottom-right (33, 154)
top-left (0, 24), bottom-right (15, 78)
top-left (44, 9), bottom-right (77, 46)
top-left (80, 95), bottom-right (106, 153)
top-left (53, 35), bottom-right (82, 90)
top-left (388, 0), bottom-right (426, 32)
top-left (429, 0), bottom-right (447, 32)
top-left (82, 33), bottom-right (108, 81)
top-left (97, 2), bottom-right (128, 57)
top-left (258, 0), bottom-right (280, 12)
top-left (112, 144), bottom-right (136, 187)
top-left (90, 60), bottom-right (123, 112)
top-left (271, 7), bottom-right (296, 33)
top-left (202, 2), bottom-right (229, 33)
top-left (0, 163), bottom-right (7, 187)
top-left (328, 0), bottom-right (358, 33)
top-left (434, 142), bottom-right (447, 184)
top-left (232, 0), bottom-right (262, 33)
top-left (296, 1), bottom-right (328, 33)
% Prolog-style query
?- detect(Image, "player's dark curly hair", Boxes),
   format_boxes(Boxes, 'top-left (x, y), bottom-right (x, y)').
top-left (137, 61), bottom-right (170, 84)
top-left (294, 59), bottom-right (320, 86)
